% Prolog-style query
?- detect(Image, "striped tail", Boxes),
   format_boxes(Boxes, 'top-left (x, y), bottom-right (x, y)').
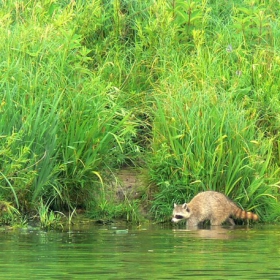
top-left (234, 208), bottom-right (259, 221)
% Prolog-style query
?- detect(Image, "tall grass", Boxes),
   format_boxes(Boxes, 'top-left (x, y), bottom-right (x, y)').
top-left (0, 0), bottom-right (142, 215)
top-left (1, 0), bottom-right (280, 223)
top-left (146, 0), bottom-right (280, 222)
top-left (148, 86), bottom-right (280, 221)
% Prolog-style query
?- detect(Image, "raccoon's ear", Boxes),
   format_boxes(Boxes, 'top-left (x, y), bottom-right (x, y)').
top-left (182, 203), bottom-right (190, 212)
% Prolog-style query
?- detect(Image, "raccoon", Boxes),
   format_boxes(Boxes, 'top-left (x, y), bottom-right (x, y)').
top-left (171, 191), bottom-right (258, 227)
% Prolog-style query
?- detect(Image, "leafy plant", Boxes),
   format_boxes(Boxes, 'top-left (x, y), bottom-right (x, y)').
top-left (37, 199), bottom-right (62, 230)
top-left (0, 200), bottom-right (20, 226)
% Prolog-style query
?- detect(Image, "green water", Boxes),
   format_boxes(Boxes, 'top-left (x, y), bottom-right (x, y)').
top-left (0, 223), bottom-right (279, 279)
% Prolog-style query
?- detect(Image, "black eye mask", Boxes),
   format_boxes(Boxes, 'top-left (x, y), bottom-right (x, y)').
top-left (174, 215), bottom-right (184, 219)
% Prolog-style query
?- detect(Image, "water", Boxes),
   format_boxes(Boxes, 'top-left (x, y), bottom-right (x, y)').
top-left (0, 223), bottom-right (280, 279)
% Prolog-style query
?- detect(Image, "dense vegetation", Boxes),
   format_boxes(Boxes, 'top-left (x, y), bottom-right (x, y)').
top-left (1, 0), bottom-right (280, 227)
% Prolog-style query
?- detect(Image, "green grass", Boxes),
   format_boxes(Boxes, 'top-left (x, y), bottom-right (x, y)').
top-left (1, 0), bottom-right (280, 225)
top-left (148, 87), bottom-right (280, 222)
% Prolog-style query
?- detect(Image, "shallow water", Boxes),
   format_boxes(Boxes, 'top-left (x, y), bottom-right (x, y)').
top-left (0, 223), bottom-right (280, 279)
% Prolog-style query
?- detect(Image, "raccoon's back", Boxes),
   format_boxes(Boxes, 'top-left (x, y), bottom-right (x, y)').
top-left (188, 191), bottom-right (258, 221)
top-left (187, 191), bottom-right (230, 219)
top-left (189, 191), bottom-right (232, 210)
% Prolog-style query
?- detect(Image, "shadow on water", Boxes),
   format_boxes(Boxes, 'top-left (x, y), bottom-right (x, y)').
top-left (0, 222), bottom-right (280, 279)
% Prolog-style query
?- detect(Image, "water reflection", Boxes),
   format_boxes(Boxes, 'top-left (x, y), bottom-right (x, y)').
top-left (0, 224), bottom-right (279, 279)
top-left (172, 226), bottom-right (258, 240)
top-left (173, 227), bottom-right (232, 239)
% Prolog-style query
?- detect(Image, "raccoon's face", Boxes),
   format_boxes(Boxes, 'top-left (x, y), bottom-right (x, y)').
top-left (171, 203), bottom-right (191, 223)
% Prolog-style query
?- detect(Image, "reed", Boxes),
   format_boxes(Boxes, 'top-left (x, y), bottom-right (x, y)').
top-left (0, 0), bottom-right (141, 217)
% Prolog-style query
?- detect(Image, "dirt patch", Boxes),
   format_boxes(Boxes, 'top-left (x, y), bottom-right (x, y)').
top-left (112, 168), bottom-right (145, 202)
